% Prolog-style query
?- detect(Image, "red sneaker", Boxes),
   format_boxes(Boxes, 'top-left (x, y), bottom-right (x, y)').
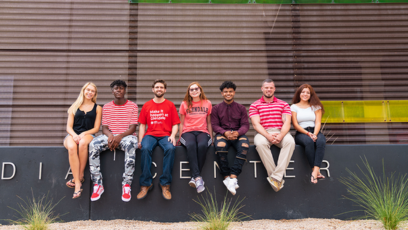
top-left (122, 184), bottom-right (131, 202)
top-left (90, 184), bottom-right (104, 201)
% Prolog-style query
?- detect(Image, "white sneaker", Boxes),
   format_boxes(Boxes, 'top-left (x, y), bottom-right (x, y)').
top-left (188, 177), bottom-right (196, 188)
top-left (223, 177), bottom-right (237, 195)
top-left (235, 179), bottom-right (239, 190)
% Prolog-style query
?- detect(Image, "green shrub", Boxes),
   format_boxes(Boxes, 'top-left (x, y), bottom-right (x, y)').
top-left (8, 191), bottom-right (64, 230)
top-left (339, 157), bottom-right (408, 230)
top-left (190, 188), bottom-right (249, 230)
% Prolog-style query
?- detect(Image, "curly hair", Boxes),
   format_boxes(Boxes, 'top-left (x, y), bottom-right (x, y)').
top-left (219, 81), bottom-right (236, 92)
top-left (110, 79), bottom-right (127, 89)
top-left (292, 84), bottom-right (324, 114)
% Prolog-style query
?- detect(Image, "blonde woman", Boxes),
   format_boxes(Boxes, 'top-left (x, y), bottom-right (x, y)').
top-left (64, 82), bottom-right (102, 199)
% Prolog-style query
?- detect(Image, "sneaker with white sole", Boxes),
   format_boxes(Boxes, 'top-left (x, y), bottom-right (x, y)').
top-left (91, 184), bottom-right (104, 201)
top-left (195, 177), bottom-right (205, 193)
top-left (267, 177), bottom-right (284, 192)
top-left (188, 177), bottom-right (196, 188)
top-left (122, 184), bottom-right (131, 202)
top-left (235, 179), bottom-right (239, 190)
top-left (224, 177), bottom-right (237, 195)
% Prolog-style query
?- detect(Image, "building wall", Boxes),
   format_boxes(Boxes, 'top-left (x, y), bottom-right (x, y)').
top-left (1, 1), bottom-right (407, 146)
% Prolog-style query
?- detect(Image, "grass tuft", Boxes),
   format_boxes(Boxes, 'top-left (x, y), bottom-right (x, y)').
top-left (339, 157), bottom-right (408, 230)
top-left (190, 188), bottom-right (249, 230)
top-left (8, 190), bottom-right (64, 230)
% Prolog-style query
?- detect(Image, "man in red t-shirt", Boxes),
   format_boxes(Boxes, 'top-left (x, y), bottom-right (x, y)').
top-left (137, 79), bottom-right (180, 200)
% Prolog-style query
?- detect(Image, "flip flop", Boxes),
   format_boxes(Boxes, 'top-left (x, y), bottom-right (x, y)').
top-left (66, 179), bottom-right (75, 188)
top-left (72, 186), bottom-right (83, 199)
top-left (310, 174), bottom-right (318, 184)
top-left (317, 173), bottom-right (326, 180)
top-left (66, 177), bottom-right (85, 188)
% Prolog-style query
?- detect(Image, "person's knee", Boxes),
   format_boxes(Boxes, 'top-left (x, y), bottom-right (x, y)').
top-left (79, 139), bottom-right (90, 150)
top-left (316, 137), bottom-right (326, 147)
top-left (197, 141), bottom-right (207, 149)
top-left (254, 135), bottom-right (268, 146)
top-left (163, 144), bottom-right (175, 154)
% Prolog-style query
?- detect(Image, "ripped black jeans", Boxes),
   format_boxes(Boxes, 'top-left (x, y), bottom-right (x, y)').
top-left (214, 134), bottom-right (249, 177)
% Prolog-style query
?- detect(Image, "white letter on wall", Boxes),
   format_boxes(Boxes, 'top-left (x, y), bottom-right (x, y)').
top-left (180, 161), bottom-right (190, 179)
top-left (249, 161), bottom-right (261, 178)
top-left (1, 162), bottom-right (16, 180)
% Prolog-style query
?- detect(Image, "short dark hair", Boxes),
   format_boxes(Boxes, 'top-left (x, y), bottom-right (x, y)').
top-left (219, 81), bottom-right (236, 92)
top-left (110, 79), bottom-right (127, 89)
top-left (262, 78), bottom-right (274, 86)
top-left (152, 79), bottom-right (167, 89)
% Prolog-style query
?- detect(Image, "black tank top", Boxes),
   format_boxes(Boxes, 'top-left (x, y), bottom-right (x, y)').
top-left (73, 103), bottom-right (97, 135)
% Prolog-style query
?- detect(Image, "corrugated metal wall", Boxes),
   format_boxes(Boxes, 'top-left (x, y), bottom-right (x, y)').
top-left (134, 3), bottom-right (408, 145)
top-left (0, 0), bottom-right (130, 146)
top-left (1, 2), bottom-right (407, 146)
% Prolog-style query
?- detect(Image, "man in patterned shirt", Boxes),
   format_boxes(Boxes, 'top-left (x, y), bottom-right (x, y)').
top-left (249, 79), bottom-right (295, 192)
top-left (88, 80), bottom-right (138, 202)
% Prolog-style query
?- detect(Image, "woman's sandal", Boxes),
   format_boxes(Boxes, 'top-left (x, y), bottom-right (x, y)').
top-left (66, 179), bottom-right (75, 188)
top-left (66, 178), bottom-right (85, 189)
top-left (310, 174), bottom-right (318, 184)
top-left (317, 173), bottom-right (326, 180)
top-left (72, 186), bottom-right (83, 199)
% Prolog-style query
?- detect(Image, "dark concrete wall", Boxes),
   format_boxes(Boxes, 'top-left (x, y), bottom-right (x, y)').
top-left (0, 145), bottom-right (407, 224)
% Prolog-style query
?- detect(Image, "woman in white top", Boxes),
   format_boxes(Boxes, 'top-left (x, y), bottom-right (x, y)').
top-left (291, 84), bottom-right (326, 184)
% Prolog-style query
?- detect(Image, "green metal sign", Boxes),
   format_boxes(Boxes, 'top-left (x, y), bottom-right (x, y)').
top-left (130, 0), bottom-right (408, 3)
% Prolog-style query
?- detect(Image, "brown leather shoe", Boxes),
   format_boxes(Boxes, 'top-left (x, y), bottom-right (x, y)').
top-left (160, 184), bottom-right (172, 200)
top-left (137, 184), bottom-right (153, 200)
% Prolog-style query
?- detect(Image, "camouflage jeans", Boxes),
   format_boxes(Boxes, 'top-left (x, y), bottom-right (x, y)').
top-left (89, 135), bottom-right (138, 186)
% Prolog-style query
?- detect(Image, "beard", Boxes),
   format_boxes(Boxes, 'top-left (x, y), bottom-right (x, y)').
top-left (154, 91), bottom-right (164, 98)
top-left (263, 93), bottom-right (274, 98)
top-left (224, 97), bottom-right (233, 102)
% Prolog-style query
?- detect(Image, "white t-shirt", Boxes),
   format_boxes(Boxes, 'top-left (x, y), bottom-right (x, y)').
top-left (290, 104), bottom-right (321, 129)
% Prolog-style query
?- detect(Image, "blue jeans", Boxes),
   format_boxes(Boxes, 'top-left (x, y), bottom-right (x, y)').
top-left (295, 127), bottom-right (326, 168)
top-left (139, 135), bottom-right (175, 186)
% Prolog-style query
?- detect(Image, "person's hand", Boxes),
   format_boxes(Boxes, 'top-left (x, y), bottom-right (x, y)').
top-left (138, 142), bottom-right (142, 149)
top-left (272, 133), bottom-right (283, 144)
top-left (267, 133), bottom-right (278, 143)
top-left (306, 132), bottom-right (315, 142)
top-left (73, 135), bottom-right (80, 144)
top-left (231, 131), bottom-right (239, 140)
top-left (107, 135), bottom-right (115, 150)
top-left (168, 136), bottom-right (176, 146)
top-left (79, 133), bottom-right (86, 139)
top-left (224, 131), bottom-right (234, 140)
top-left (111, 135), bottom-right (122, 150)
top-left (311, 134), bottom-right (318, 142)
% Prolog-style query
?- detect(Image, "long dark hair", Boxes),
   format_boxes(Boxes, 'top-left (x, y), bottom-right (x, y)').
top-left (292, 84), bottom-right (324, 114)
top-left (183, 82), bottom-right (208, 113)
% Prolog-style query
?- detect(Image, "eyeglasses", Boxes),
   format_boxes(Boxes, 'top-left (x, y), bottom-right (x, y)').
top-left (189, 87), bottom-right (200, 92)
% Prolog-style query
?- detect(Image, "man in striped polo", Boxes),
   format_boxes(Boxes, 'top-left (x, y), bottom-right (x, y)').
top-left (249, 79), bottom-right (295, 192)
top-left (88, 80), bottom-right (138, 202)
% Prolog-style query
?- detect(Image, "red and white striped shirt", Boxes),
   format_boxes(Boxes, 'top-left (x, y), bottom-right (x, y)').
top-left (102, 100), bottom-right (138, 136)
top-left (249, 96), bottom-right (291, 130)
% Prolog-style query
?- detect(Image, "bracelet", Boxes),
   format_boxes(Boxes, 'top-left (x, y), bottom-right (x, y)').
top-left (306, 132), bottom-right (310, 135)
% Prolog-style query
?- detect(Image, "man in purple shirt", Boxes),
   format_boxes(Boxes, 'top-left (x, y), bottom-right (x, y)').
top-left (211, 81), bottom-right (249, 195)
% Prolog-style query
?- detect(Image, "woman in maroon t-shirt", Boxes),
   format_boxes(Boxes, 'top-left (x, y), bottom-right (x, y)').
top-left (179, 82), bottom-right (213, 193)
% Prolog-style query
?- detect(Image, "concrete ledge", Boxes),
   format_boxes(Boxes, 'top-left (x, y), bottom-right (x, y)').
top-left (0, 145), bottom-right (407, 224)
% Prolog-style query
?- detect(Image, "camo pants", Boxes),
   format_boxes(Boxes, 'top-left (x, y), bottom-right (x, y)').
top-left (89, 135), bottom-right (138, 186)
